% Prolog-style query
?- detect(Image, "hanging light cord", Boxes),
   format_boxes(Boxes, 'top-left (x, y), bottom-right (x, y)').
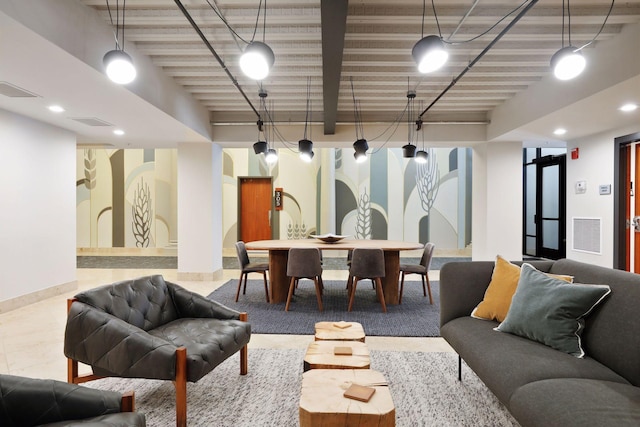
top-left (577, 0), bottom-right (615, 51)
top-left (105, 0), bottom-right (125, 50)
top-left (303, 77), bottom-right (311, 140)
top-left (204, 0), bottom-right (262, 45)
top-left (174, 0), bottom-right (260, 118)
top-left (418, 0), bottom-right (539, 119)
top-left (431, 0), bottom-right (443, 39)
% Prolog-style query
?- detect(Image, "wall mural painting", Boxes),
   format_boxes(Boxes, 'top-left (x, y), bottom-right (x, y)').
top-left (356, 188), bottom-right (372, 239)
top-left (76, 148), bottom-right (175, 249)
top-left (131, 177), bottom-right (153, 248)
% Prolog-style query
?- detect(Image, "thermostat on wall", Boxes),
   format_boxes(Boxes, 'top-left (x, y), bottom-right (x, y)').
top-left (575, 180), bottom-right (587, 194)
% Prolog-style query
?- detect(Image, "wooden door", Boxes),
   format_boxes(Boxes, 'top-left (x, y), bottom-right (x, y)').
top-left (239, 177), bottom-right (273, 242)
top-left (625, 143), bottom-right (640, 273)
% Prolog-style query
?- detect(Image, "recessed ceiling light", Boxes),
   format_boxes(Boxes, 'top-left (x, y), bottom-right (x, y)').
top-left (553, 128), bottom-right (567, 136)
top-left (113, 129), bottom-right (125, 136)
top-left (48, 105), bottom-right (65, 113)
top-left (619, 103), bottom-right (638, 112)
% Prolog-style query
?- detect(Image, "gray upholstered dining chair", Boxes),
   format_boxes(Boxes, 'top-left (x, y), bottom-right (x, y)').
top-left (347, 248), bottom-right (387, 312)
top-left (235, 240), bottom-right (270, 302)
top-left (0, 374), bottom-right (145, 427)
top-left (64, 275), bottom-right (251, 427)
top-left (399, 242), bottom-right (435, 304)
top-left (285, 247), bottom-right (324, 312)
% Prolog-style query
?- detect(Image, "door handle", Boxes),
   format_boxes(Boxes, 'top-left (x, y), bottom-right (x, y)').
top-left (632, 216), bottom-right (640, 232)
top-left (268, 210), bottom-right (272, 227)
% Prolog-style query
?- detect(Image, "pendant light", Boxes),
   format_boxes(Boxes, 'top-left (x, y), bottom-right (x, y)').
top-left (412, 0), bottom-right (448, 74)
top-left (415, 118), bottom-right (428, 164)
top-left (298, 77), bottom-right (314, 162)
top-left (350, 78), bottom-right (368, 163)
top-left (402, 89), bottom-right (417, 158)
top-left (254, 89), bottom-right (278, 164)
top-left (551, 0), bottom-right (585, 80)
top-left (240, 0), bottom-right (275, 80)
top-left (103, 0), bottom-right (136, 84)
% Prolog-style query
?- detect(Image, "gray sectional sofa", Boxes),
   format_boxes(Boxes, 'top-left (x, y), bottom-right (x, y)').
top-left (440, 258), bottom-right (640, 427)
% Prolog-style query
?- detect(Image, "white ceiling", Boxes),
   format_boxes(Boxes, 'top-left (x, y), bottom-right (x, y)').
top-left (0, 0), bottom-right (639, 149)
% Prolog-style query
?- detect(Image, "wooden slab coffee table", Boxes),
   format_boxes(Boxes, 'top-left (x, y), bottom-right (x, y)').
top-left (304, 340), bottom-right (370, 371)
top-left (314, 321), bottom-right (365, 342)
top-left (300, 369), bottom-right (395, 427)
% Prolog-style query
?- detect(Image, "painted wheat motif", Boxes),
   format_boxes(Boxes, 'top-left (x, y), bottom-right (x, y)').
top-left (416, 148), bottom-right (440, 214)
top-left (132, 177), bottom-right (153, 248)
top-left (83, 149), bottom-right (96, 190)
top-left (356, 188), bottom-right (371, 239)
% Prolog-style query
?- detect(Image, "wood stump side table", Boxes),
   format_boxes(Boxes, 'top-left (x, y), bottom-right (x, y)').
top-left (314, 321), bottom-right (366, 342)
top-left (303, 340), bottom-right (370, 371)
top-left (299, 369), bottom-right (395, 427)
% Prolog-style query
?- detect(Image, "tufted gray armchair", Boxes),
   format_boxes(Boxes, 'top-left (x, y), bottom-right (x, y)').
top-left (64, 275), bottom-right (251, 427)
top-left (0, 374), bottom-right (145, 426)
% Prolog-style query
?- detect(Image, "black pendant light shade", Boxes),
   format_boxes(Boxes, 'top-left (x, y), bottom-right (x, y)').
top-left (298, 139), bottom-right (314, 162)
top-left (353, 138), bottom-right (369, 163)
top-left (253, 140), bottom-right (268, 154)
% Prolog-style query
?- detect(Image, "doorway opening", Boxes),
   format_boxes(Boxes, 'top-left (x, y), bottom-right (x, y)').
top-left (614, 132), bottom-right (640, 272)
top-left (523, 147), bottom-right (567, 260)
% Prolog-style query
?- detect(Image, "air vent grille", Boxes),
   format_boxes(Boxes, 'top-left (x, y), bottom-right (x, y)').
top-left (572, 217), bottom-right (601, 254)
top-left (69, 117), bottom-right (113, 127)
top-left (0, 82), bottom-right (39, 98)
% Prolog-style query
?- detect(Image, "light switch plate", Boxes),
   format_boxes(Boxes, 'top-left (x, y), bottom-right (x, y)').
top-left (599, 184), bottom-right (611, 195)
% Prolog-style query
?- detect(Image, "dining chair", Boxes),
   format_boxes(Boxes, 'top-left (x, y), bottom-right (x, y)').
top-left (347, 248), bottom-right (387, 312)
top-left (235, 240), bottom-right (270, 302)
top-left (285, 247), bottom-right (324, 312)
top-left (399, 242), bottom-right (435, 304)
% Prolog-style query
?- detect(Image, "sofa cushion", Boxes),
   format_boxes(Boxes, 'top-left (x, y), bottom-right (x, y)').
top-left (496, 264), bottom-right (610, 357)
top-left (549, 259), bottom-right (640, 387)
top-left (509, 378), bottom-right (640, 427)
top-left (471, 256), bottom-right (572, 323)
top-left (75, 275), bottom-right (178, 331)
top-left (441, 317), bottom-right (629, 405)
top-left (148, 318), bottom-right (251, 382)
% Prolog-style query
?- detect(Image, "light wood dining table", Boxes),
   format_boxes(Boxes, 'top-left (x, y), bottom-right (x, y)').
top-left (245, 239), bottom-right (423, 305)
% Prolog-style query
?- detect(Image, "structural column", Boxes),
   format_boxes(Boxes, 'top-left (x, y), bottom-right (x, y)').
top-left (472, 141), bottom-right (523, 261)
top-left (177, 143), bottom-right (223, 280)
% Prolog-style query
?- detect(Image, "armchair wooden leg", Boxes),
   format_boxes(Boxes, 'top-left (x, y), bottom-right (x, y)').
top-left (376, 278), bottom-right (387, 313)
top-left (239, 312), bottom-right (248, 375)
top-left (262, 272), bottom-right (270, 302)
top-left (348, 279), bottom-right (359, 312)
top-left (313, 278), bottom-right (323, 312)
top-left (175, 347), bottom-right (187, 427)
top-left (285, 277), bottom-right (296, 311)
top-left (121, 391), bottom-right (135, 412)
top-left (67, 357), bottom-right (79, 384)
top-left (399, 271), bottom-right (406, 304)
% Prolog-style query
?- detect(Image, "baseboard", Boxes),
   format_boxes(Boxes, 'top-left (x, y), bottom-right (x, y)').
top-left (177, 269), bottom-right (223, 281)
top-left (0, 280), bottom-right (78, 314)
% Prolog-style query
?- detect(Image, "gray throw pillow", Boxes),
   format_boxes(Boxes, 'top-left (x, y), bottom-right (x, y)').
top-left (495, 263), bottom-right (611, 358)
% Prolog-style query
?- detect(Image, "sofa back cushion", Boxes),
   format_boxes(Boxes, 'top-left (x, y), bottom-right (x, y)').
top-left (75, 275), bottom-right (178, 331)
top-left (549, 259), bottom-right (640, 386)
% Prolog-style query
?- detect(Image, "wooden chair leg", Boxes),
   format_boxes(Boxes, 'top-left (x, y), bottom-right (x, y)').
top-left (376, 278), bottom-right (387, 313)
top-left (262, 272), bottom-right (270, 302)
top-left (399, 271), bottom-right (406, 304)
top-left (285, 277), bottom-right (296, 311)
top-left (235, 273), bottom-right (244, 302)
top-left (421, 274), bottom-right (427, 297)
top-left (313, 278), bottom-right (323, 312)
top-left (239, 312), bottom-right (248, 375)
top-left (175, 347), bottom-right (187, 427)
top-left (426, 274), bottom-right (433, 304)
top-left (121, 391), bottom-right (135, 412)
top-left (348, 278), bottom-right (359, 311)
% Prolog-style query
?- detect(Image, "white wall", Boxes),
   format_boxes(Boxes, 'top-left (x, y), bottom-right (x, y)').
top-left (0, 108), bottom-right (76, 304)
top-left (566, 125), bottom-right (639, 267)
top-left (472, 141), bottom-right (523, 261)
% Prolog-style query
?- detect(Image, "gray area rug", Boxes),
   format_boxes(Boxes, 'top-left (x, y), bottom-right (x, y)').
top-left (85, 349), bottom-right (518, 427)
top-left (208, 279), bottom-right (441, 337)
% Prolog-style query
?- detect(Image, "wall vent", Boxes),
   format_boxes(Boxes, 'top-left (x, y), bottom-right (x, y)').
top-left (69, 117), bottom-right (113, 127)
top-left (0, 81), bottom-right (39, 98)
top-left (572, 217), bottom-right (601, 254)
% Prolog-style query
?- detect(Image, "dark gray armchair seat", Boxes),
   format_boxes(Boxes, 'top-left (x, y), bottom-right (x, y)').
top-left (64, 275), bottom-right (251, 427)
top-left (0, 374), bottom-right (145, 427)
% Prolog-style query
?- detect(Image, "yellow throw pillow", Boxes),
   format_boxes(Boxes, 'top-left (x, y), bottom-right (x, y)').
top-left (471, 255), bottom-right (573, 322)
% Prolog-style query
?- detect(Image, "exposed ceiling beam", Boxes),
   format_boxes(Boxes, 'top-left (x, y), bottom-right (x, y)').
top-left (321, 0), bottom-right (348, 135)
